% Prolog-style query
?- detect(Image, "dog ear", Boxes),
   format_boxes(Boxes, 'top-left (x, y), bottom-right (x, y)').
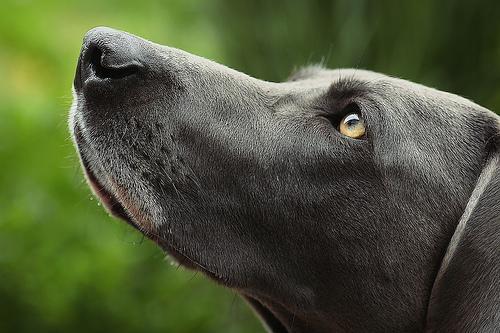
top-left (425, 129), bottom-right (500, 332)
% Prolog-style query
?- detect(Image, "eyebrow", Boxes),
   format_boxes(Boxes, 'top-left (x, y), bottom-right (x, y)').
top-left (323, 76), bottom-right (367, 102)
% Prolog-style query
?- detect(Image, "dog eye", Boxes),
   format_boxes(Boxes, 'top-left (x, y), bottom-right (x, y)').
top-left (339, 112), bottom-right (365, 139)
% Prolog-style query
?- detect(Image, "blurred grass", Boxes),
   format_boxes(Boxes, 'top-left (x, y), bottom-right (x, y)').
top-left (0, 0), bottom-right (499, 332)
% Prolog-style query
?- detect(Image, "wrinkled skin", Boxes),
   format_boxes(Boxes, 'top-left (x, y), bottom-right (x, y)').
top-left (70, 27), bottom-right (500, 332)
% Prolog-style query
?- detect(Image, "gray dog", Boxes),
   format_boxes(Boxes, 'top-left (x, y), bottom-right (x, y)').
top-left (69, 27), bottom-right (499, 332)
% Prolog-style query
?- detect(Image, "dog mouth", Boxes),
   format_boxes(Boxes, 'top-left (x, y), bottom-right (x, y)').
top-left (72, 125), bottom-right (288, 333)
top-left (72, 122), bottom-right (228, 279)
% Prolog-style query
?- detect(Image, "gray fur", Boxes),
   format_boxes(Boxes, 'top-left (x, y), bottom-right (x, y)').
top-left (69, 27), bottom-right (500, 332)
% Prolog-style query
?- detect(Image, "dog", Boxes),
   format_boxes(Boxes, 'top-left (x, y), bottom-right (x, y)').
top-left (69, 27), bottom-right (499, 332)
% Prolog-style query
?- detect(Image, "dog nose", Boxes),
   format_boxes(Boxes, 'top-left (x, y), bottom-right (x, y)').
top-left (74, 27), bottom-right (145, 91)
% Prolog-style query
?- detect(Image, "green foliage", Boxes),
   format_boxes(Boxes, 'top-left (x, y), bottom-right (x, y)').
top-left (0, 0), bottom-right (499, 332)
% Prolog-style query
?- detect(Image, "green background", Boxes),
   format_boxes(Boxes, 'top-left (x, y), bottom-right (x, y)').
top-left (1, 0), bottom-right (499, 332)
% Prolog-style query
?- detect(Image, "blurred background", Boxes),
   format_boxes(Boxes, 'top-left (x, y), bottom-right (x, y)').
top-left (1, 0), bottom-right (499, 332)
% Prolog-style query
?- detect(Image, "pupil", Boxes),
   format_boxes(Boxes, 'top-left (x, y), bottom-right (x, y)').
top-left (346, 119), bottom-right (359, 127)
top-left (343, 113), bottom-right (361, 129)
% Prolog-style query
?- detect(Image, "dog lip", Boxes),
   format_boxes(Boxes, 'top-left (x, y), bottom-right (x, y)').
top-left (72, 124), bottom-right (228, 284)
top-left (82, 154), bottom-right (138, 229)
top-left (73, 125), bottom-right (139, 230)
top-left (73, 125), bottom-right (223, 280)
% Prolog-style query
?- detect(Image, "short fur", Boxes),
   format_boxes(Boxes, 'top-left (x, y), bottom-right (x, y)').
top-left (70, 27), bottom-right (500, 332)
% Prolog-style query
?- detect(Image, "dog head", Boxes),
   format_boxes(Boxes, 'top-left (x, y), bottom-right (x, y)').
top-left (70, 27), bottom-right (500, 332)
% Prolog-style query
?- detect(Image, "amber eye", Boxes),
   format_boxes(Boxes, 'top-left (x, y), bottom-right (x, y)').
top-left (339, 112), bottom-right (366, 138)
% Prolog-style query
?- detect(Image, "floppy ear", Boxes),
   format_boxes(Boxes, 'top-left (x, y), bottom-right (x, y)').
top-left (426, 131), bottom-right (500, 332)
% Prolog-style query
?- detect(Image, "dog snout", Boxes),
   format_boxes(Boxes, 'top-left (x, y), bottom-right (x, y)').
top-left (74, 27), bottom-right (145, 91)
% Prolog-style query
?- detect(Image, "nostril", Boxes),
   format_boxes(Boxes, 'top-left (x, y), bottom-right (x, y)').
top-left (89, 46), bottom-right (140, 80)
